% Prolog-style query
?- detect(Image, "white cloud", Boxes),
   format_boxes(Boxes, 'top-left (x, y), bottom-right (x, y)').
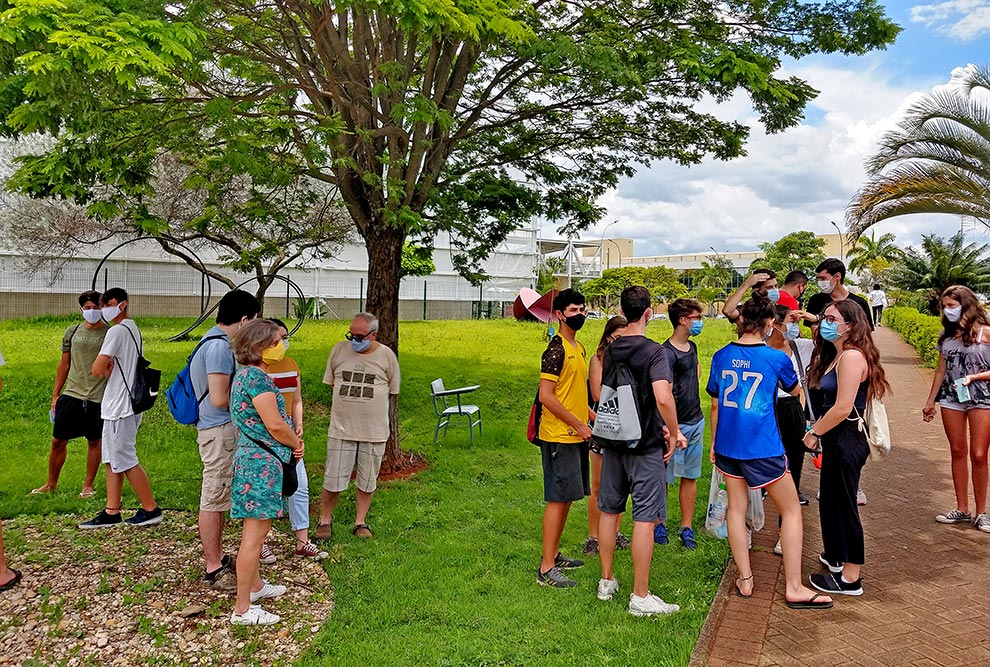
top-left (592, 62), bottom-right (970, 259)
top-left (911, 1), bottom-right (990, 42)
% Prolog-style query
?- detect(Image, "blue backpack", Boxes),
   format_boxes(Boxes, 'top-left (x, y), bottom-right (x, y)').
top-left (166, 335), bottom-right (228, 425)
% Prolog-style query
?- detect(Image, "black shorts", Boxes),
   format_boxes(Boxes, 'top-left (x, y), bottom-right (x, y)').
top-left (52, 394), bottom-right (103, 442)
top-left (539, 440), bottom-right (590, 503)
top-left (598, 447), bottom-right (667, 523)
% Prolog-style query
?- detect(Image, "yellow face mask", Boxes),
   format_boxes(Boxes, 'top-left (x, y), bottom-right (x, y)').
top-left (262, 344), bottom-right (286, 364)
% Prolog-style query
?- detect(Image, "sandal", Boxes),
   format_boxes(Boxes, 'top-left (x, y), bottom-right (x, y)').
top-left (734, 574), bottom-right (753, 599)
top-left (0, 568), bottom-right (22, 592)
top-left (314, 522), bottom-right (332, 541)
top-left (352, 523), bottom-right (373, 539)
top-left (785, 593), bottom-right (834, 610)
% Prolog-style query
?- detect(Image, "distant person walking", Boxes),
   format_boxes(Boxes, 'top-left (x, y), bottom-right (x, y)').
top-left (228, 319), bottom-right (302, 626)
top-left (805, 300), bottom-right (889, 596)
top-left (709, 295), bottom-right (830, 609)
top-left (32, 290), bottom-right (107, 497)
top-left (585, 315), bottom-right (630, 555)
top-left (922, 285), bottom-right (990, 533)
top-left (79, 288), bottom-right (162, 529)
top-left (868, 284), bottom-right (888, 326)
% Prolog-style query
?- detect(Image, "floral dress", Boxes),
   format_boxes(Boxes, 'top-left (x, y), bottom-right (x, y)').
top-left (230, 365), bottom-right (292, 520)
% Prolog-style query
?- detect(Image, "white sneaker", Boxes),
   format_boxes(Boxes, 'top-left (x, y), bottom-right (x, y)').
top-left (249, 581), bottom-right (287, 603)
top-left (628, 592), bottom-right (679, 617)
top-left (259, 543), bottom-right (277, 565)
top-left (773, 539), bottom-right (782, 556)
top-left (597, 577), bottom-right (620, 601)
top-left (230, 604), bottom-right (280, 626)
top-left (857, 488), bottom-right (868, 506)
top-left (974, 513), bottom-right (990, 533)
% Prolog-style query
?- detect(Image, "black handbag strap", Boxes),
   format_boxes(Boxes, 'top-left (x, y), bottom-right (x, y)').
top-left (242, 430), bottom-right (293, 464)
top-left (111, 322), bottom-right (143, 398)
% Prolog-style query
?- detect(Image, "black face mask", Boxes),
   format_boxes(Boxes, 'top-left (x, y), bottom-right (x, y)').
top-left (564, 314), bottom-right (586, 332)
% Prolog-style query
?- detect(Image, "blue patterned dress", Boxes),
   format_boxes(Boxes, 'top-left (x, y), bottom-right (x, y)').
top-left (230, 365), bottom-right (292, 520)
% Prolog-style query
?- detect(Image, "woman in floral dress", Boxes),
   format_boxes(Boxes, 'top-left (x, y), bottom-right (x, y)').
top-left (229, 319), bottom-right (304, 626)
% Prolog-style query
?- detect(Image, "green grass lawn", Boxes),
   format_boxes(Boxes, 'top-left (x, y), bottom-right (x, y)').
top-left (0, 315), bottom-right (736, 666)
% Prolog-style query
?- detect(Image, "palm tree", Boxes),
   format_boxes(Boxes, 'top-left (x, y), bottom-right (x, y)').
top-left (846, 231), bottom-right (904, 274)
top-left (846, 65), bottom-right (990, 239)
top-left (891, 233), bottom-right (990, 312)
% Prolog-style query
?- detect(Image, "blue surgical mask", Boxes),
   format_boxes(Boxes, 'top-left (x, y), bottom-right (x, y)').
top-left (689, 320), bottom-right (704, 336)
top-left (767, 289), bottom-right (780, 304)
top-left (819, 320), bottom-right (841, 342)
top-left (350, 339), bottom-right (372, 353)
top-left (784, 323), bottom-right (800, 341)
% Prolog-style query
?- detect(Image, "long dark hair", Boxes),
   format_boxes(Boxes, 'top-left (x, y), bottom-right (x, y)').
top-left (596, 316), bottom-right (628, 358)
top-left (807, 300), bottom-right (890, 401)
top-left (938, 285), bottom-right (990, 347)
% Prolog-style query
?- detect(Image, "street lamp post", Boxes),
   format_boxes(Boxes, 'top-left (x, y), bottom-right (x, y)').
top-left (600, 220), bottom-right (618, 272)
top-left (830, 220), bottom-right (844, 263)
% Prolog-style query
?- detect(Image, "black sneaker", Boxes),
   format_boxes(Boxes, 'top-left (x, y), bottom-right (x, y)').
top-left (582, 537), bottom-right (599, 555)
top-left (615, 532), bottom-right (631, 550)
top-left (536, 565), bottom-right (577, 588)
top-left (798, 493), bottom-right (810, 506)
top-left (78, 510), bottom-right (122, 530)
top-left (204, 555), bottom-right (237, 591)
top-left (554, 553), bottom-right (584, 570)
top-left (125, 507), bottom-right (163, 527)
top-left (809, 572), bottom-right (863, 596)
top-left (818, 552), bottom-right (843, 574)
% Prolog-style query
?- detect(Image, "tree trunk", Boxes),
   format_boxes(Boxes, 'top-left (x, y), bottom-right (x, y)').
top-left (363, 220), bottom-right (406, 472)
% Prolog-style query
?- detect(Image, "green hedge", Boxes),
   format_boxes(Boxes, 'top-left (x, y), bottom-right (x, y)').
top-left (885, 306), bottom-right (942, 367)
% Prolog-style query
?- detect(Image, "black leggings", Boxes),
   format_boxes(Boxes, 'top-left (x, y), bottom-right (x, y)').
top-left (873, 305), bottom-right (883, 324)
top-left (776, 396), bottom-right (807, 492)
top-left (819, 419), bottom-right (870, 565)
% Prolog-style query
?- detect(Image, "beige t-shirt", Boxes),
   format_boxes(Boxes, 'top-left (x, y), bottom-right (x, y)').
top-left (323, 341), bottom-right (400, 442)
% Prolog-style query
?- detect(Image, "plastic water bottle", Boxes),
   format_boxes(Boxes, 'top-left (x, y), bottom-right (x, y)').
top-left (706, 482), bottom-right (728, 534)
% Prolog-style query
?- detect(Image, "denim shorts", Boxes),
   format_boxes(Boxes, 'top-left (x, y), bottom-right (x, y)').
top-left (715, 453), bottom-right (789, 490)
top-left (667, 419), bottom-right (705, 483)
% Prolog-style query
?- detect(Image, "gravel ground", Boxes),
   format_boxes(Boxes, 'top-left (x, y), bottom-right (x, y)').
top-left (0, 512), bottom-right (335, 667)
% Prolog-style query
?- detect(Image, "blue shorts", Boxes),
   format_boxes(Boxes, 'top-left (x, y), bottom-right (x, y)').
top-left (715, 453), bottom-right (789, 490)
top-left (667, 420), bottom-right (704, 483)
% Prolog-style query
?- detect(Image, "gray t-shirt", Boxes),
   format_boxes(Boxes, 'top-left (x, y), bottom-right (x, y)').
top-left (61, 323), bottom-right (108, 402)
top-left (190, 326), bottom-right (235, 429)
top-left (98, 320), bottom-right (141, 420)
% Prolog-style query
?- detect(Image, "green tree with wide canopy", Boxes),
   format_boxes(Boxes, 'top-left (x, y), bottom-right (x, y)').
top-left (751, 230), bottom-right (827, 277)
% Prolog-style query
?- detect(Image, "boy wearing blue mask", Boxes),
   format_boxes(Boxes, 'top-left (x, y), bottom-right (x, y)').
top-left (316, 312), bottom-right (400, 541)
top-left (659, 299), bottom-right (705, 549)
top-left (722, 269), bottom-right (778, 323)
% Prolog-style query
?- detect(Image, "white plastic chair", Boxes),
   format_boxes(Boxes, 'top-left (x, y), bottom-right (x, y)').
top-left (430, 378), bottom-right (482, 444)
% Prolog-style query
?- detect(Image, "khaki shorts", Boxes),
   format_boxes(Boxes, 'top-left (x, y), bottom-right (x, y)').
top-left (197, 422), bottom-right (237, 512)
top-left (323, 438), bottom-right (386, 493)
top-left (102, 414), bottom-right (142, 474)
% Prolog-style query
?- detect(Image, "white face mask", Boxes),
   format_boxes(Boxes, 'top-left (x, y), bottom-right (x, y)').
top-left (944, 306), bottom-right (962, 322)
top-left (82, 309), bottom-right (103, 324)
top-left (817, 278), bottom-right (834, 294)
top-left (101, 304), bottom-right (122, 323)
top-left (282, 339), bottom-right (290, 351)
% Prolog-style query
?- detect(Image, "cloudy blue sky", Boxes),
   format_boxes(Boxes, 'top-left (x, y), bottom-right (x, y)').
top-left (578, 0), bottom-right (990, 257)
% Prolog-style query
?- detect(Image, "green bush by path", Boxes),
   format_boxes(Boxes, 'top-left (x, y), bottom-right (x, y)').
top-left (885, 307), bottom-right (941, 367)
top-left (0, 316), bottom-right (738, 667)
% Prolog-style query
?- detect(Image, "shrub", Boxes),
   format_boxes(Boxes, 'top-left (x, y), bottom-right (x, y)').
top-left (885, 307), bottom-right (942, 367)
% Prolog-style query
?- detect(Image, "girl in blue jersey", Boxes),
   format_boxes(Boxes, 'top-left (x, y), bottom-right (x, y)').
top-left (708, 294), bottom-right (833, 609)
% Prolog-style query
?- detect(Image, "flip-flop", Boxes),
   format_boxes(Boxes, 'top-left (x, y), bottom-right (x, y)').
top-left (79, 490), bottom-right (95, 498)
top-left (30, 487), bottom-right (49, 495)
top-left (352, 523), bottom-right (373, 539)
top-left (785, 593), bottom-right (833, 610)
top-left (0, 569), bottom-right (22, 592)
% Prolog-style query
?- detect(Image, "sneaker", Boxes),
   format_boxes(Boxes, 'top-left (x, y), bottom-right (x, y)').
top-left (809, 572), bottom-right (863, 596)
top-left (773, 539), bottom-right (782, 556)
top-left (125, 507), bottom-right (163, 527)
top-left (615, 532), bottom-right (631, 550)
top-left (554, 553), bottom-right (584, 570)
top-left (78, 510), bottom-right (122, 530)
top-left (582, 536), bottom-right (599, 555)
top-left (230, 605), bottom-right (280, 626)
top-left (974, 513), bottom-right (990, 533)
top-left (856, 488), bottom-right (868, 506)
top-left (536, 566), bottom-right (576, 588)
top-left (798, 493), bottom-right (810, 507)
top-left (597, 577), bottom-right (620, 601)
top-left (679, 527), bottom-right (697, 550)
top-left (204, 555), bottom-right (237, 591)
top-left (249, 581), bottom-right (287, 603)
top-left (295, 542), bottom-right (329, 560)
top-left (259, 544), bottom-right (277, 565)
top-left (628, 592), bottom-right (679, 617)
top-left (936, 508), bottom-right (973, 524)
top-left (818, 552), bottom-right (843, 574)
top-left (653, 523), bottom-right (669, 545)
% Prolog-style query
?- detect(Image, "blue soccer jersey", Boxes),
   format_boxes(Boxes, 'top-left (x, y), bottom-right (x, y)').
top-left (706, 342), bottom-right (799, 460)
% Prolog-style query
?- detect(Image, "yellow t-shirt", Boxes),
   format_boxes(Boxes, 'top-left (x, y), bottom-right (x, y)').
top-left (538, 335), bottom-right (588, 444)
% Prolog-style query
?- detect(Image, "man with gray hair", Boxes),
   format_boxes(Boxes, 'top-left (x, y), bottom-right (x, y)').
top-left (315, 313), bottom-right (400, 540)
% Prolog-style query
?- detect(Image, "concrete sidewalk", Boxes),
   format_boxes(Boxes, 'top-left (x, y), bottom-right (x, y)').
top-left (692, 326), bottom-right (990, 667)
